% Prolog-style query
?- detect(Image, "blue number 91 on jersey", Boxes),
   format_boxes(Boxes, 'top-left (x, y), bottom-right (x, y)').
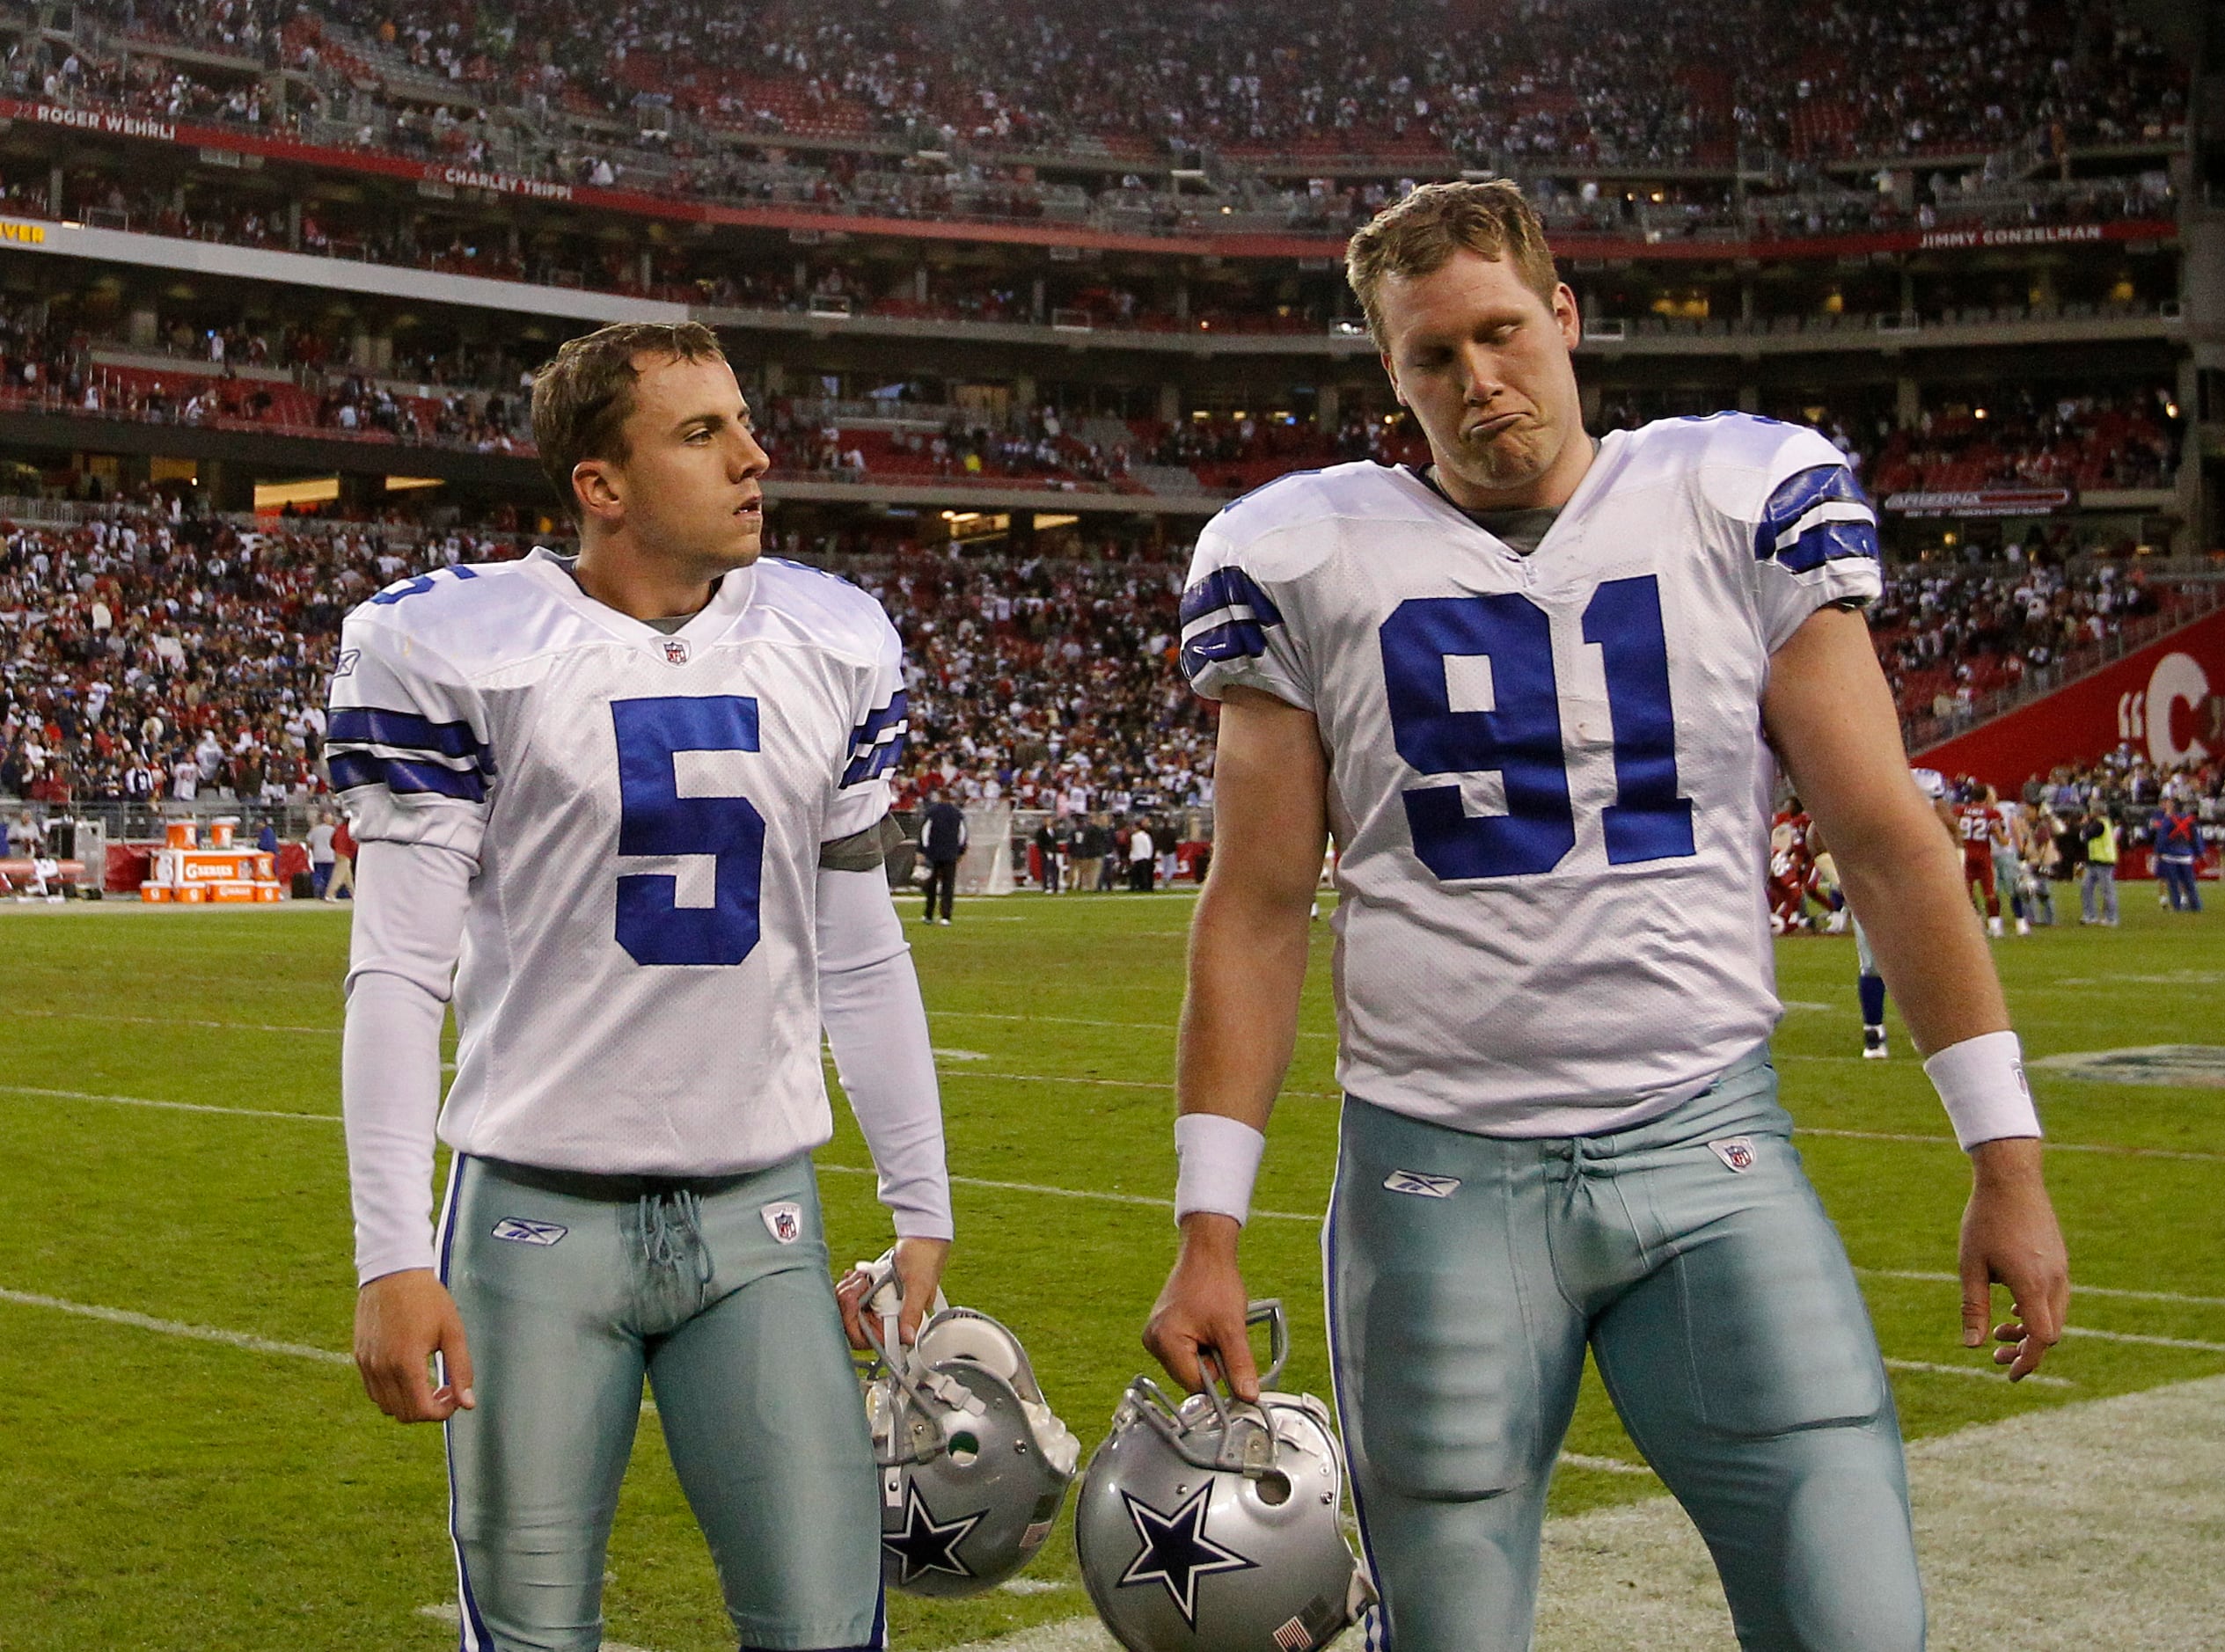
top-left (1380, 574), bottom-right (1696, 881)
top-left (611, 696), bottom-right (765, 966)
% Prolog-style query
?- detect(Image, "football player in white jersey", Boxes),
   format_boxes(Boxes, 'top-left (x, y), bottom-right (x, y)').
top-left (334, 322), bottom-right (949, 1652)
top-left (1144, 185), bottom-right (2068, 1651)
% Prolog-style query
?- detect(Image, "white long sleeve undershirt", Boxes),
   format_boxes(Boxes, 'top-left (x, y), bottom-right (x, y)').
top-left (342, 837), bottom-right (953, 1285)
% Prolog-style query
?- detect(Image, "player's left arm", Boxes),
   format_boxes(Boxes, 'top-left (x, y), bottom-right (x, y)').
top-left (817, 815), bottom-right (951, 1349)
top-left (1763, 605), bottom-right (2070, 1379)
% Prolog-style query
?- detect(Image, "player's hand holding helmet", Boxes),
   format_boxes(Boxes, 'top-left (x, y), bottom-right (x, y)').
top-left (853, 1250), bottom-right (1081, 1597)
top-left (1076, 1300), bottom-right (1370, 1652)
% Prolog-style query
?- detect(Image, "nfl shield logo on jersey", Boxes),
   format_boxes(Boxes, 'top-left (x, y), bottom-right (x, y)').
top-left (660, 638), bottom-right (691, 666)
top-left (1709, 1137), bottom-right (1758, 1173)
top-left (761, 1201), bottom-right (803, 1243)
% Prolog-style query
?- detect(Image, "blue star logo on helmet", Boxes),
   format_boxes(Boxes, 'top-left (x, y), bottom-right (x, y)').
top-left (881, 1483), bottom-right (982, 1588)
top-left (1116, 1484), bottom-right (1258, 1627)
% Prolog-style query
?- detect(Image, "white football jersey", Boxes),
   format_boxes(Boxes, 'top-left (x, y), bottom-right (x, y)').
top-left (327, 550), bottom-right (907, 1176)
top-left (1182, 415), bottom-right (1882, 1137)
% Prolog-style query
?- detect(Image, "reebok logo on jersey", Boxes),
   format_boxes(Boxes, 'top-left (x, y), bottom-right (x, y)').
top-left (1709, 1137), bottom-right (1758, 1173)
top-left (491, 1217), bottom-right (568, 1246)
top-left (659, 638), bottom-right (691, 665)
top-left (1383, 1170), bottom-right (1460, 1198)
top-left (761, 1201), bottom-right (803, 1243)
top-left (331, 647), bottom-right (360, 679)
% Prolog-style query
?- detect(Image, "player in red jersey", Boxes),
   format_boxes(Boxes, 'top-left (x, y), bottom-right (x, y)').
top-left (1768, 800), bottom-right (1817, 933)
top-left (1956, 782), bottom-right (2009, 937)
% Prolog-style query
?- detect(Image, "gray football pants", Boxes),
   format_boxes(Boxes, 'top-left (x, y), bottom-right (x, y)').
top-left (436, 1153), bottom-right (883, 1652)
top-left (1326, 1049), bottom-right (1923, 1652)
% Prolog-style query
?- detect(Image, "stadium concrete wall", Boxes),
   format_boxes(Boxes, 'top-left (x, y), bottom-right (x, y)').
top-left (1918, 605), bottom-right (2225, 793)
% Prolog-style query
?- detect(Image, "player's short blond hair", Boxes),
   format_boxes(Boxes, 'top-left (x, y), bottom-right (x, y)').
top-left (531, 320), bottom-right (728, 523)
top-left (1344, 180), bottom-right (1560, 350)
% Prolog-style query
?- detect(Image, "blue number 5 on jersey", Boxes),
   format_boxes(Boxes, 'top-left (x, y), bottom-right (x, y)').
top-left (611, 696), bottom-right (765, 966)
top-left (1380, 576), bottom-right (1696, 881)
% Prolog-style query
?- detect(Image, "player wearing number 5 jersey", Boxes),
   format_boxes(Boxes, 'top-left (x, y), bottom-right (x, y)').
top-left (333, 323), bottom-right (949, 1652)
top-left (1145, 184), bottom-right (2068, 1652)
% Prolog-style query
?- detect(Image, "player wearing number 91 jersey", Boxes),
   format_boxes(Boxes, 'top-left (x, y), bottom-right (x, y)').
top-left (1181, 412), bottom-right (1870, 1130)
top-left (1145, 184), bottom-right (2068, 1652)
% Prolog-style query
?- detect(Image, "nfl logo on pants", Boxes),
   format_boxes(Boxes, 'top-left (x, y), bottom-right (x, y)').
top-left (761, 1202), bottom-right (802, 1243)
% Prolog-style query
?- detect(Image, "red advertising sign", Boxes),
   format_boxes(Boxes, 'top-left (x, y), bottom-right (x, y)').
top-left (1917, 605), bottom-right (2225, 793)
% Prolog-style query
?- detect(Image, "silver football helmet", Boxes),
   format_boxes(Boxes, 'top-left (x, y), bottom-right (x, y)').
top-left (1076, 1301), bottom-right (1370, 1652)
top-left (856, 1252), bottom-right (1081, 1597)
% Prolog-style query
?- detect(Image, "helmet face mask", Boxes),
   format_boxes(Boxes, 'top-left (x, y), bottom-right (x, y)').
top-left (1076, 1301), bottom-right (1369, 1652)
top-left (860, 1282), bottom-right (1080, 1597)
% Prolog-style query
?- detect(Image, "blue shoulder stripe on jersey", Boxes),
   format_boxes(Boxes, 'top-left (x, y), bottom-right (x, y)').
top-left (328, 750), bottom-right (488, 803)
top-left (840, 729), bottom-right (907, 788)
top-left (1775, 518), bottom-right (1882, 575)
top-left (1178, 566), bottom-right (1284, 630)
top-left (1754, 463), bottom-right (1880, 575)
top-left (846, 691), bottom-right (909, 753)
top-left (326, 706), bottom-right (496, 773)
top-left (840, 691), bottom-right (909, 787)
top-left (1179, 618), bottom-right (1277, 683)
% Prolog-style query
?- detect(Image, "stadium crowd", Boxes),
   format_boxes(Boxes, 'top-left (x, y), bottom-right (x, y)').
top-left (249, 0), bottom-right (2185, 166)
top-left (0, 0), bottom-right (2176, 271)
top-left (1869, 558), bottom-right (2199, 725)
top-left (0, 502), bottom-right (518, 807)
top-left (7, 483), bottom-right (2214, 830)
top-left (1864, 387), bottom-right (2180, 498)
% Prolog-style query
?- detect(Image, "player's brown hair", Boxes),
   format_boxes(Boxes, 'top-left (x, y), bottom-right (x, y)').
top-left (530, 320), bottom-right (728, 522)
top-left (1344, 179), bottom-right (1560, 349)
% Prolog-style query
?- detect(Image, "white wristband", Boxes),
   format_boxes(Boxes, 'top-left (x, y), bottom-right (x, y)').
top-left (1923, 1030), bottom-right (2043, 1151)
top-left (1174, 1113), bottom-right (1267, 1226)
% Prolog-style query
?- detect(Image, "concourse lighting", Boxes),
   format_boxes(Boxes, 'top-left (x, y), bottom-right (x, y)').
top-left (253, 476), bottom-right (340, 510)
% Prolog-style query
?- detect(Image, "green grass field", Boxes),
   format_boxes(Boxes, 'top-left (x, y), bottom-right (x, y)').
top-left (1, 888), bottom-right (2221, 1650)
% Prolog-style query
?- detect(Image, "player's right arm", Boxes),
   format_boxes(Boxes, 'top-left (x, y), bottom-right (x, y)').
top-left (1145, 683), bottom-right (1327, 1402)
top-left (326, 593), bottom-right (496, 1422)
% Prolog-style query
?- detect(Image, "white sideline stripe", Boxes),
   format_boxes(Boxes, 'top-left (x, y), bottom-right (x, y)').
top-left (14, 1087), bottom-right (2222, 1304)
top-left (1857, 1268), bottom-right (2225, 1309)
top-left (933, 1008), bottom-right (1336, 1042)
top-left (11, 1006), bottom-right (340, 1035)
top-left (1526, 1374), bottom-right (2225, 1649)
top-left (1798, 1125), bottom-right (2225, 1164)
top-left (0, 1083), bottom-right (336, 1123)
top-left (946, 1378), bottom-right (2225, 1652)
top-left (419, 1603), bottom-right (656, 1652)
top-left (816, 1160), bottom-right (1320, 1224)
top-left (1885, 1356), bottom-right (2074, 1388)
top-left (2061, 1326), bottom-right (2225, 1354)
top-left (1556, 1451), bottom-right (1655, 1476)
top-left (0, 1287), bottom-right (353, 1366)
top-left (939, 1067), bottom-right (1342, 1101)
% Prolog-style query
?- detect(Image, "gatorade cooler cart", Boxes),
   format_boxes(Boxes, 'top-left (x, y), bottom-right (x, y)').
top-left (141, 818), bottom-right (283, 903)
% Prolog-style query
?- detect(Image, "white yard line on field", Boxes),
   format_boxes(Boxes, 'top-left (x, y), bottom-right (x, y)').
top-left (931, 1008), bottom-right (1336, 1042)
top-left (1856, 1268), bottom-right (2225, 1310)
top-left (0, 1287), bottom-right (352, 1366)
top-left (2060, 1327), bottom-right (2225, 1355)
top-left (1797, 1125), bottom-right (2225, 1163)
top-left (419, 1603), bottom-right (657, 1652)
top-left (8, 1006), bottom-right (340, 1035)
top-left (816, 1160), bottom-right (1321, 1224)
top-left (0, 1083), bottom-right (336, 1123)
top-left (1884, 1356), bottom-right (2074, 1388)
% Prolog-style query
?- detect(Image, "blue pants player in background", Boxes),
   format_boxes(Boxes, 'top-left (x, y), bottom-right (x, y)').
top-left (1145, 183), bottom-right (2070, 1652)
